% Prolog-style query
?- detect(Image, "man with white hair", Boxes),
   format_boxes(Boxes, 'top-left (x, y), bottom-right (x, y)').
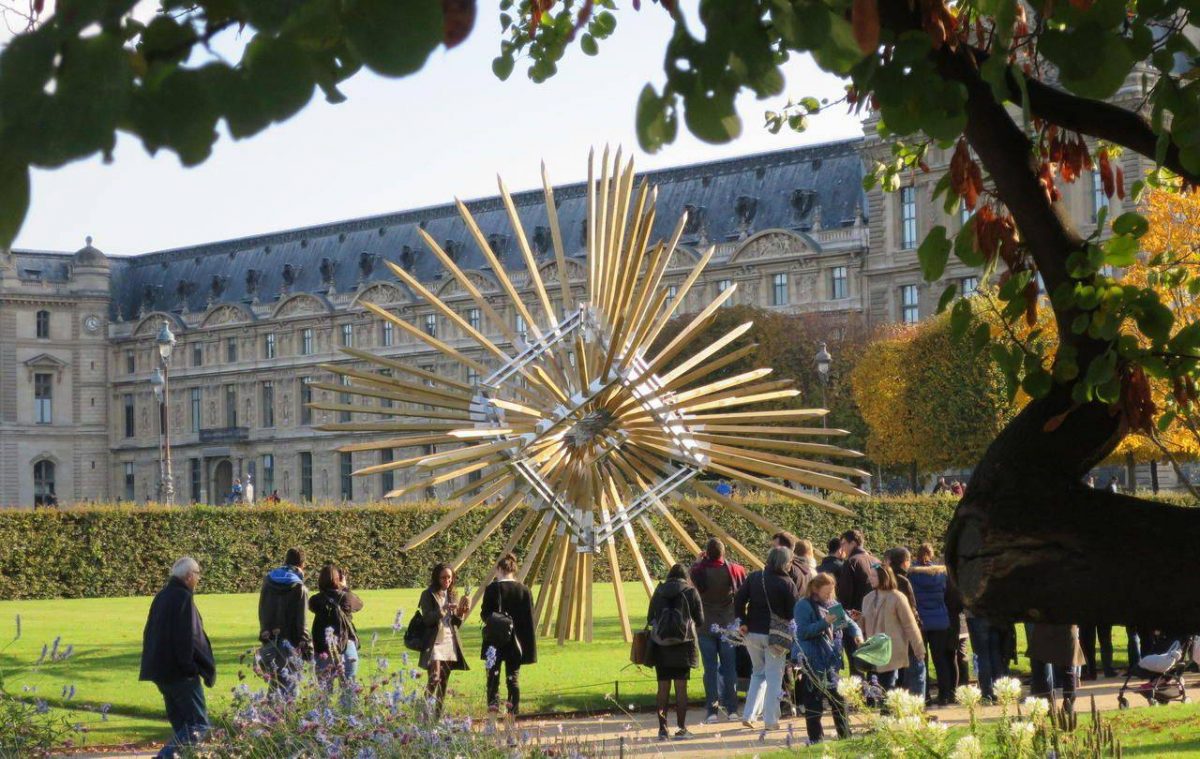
top-left (139, 557), bottom-right (215, 758)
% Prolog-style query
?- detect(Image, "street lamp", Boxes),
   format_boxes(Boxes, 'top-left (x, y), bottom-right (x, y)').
top-left (815, 342), bottom-right (832, 428)
top-left (154, 320), bottom-right (177, 504)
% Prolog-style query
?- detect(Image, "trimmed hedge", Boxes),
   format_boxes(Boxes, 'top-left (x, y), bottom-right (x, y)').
top-left (1, 493), bottom-right (1190, 600)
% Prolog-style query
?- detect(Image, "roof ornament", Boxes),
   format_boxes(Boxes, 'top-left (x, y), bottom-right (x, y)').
top-left (281, 263), bottom-right (300, 295)
top-left (208, 274), bottom-right (228, 304)
top-left (735, 195), bottom-right (758, 239)
top-left (245, 269), bottom-right (263, 303)
top-left (357, 251), bottom-right (377, 282)
top-left (811, 203), bottom-right (823, 232)
top-left (320, 258), bottom-right (337, 295)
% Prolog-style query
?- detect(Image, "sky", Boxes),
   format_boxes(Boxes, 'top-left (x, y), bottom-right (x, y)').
top-left (8, 3), bottom-right (862, 255)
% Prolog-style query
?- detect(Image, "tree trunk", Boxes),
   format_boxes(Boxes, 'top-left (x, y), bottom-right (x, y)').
top-left (946, 384), bottom-right (1200, 627)
top-left (910, 461), bottom-right (919, 494)
top-left (1125, 453), bottom-right (1137, 494)
top-left (1150, 460), bottom-right (1159, 494)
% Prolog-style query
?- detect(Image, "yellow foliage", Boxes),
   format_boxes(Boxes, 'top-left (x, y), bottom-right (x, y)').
top-left (850, 324), bottom-right (922, 467)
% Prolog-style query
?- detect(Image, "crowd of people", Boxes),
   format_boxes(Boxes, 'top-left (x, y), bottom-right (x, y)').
top-left (137, 529), bottom-right (1152, 755)
top-left (138, 548), bottom-right (539, 758)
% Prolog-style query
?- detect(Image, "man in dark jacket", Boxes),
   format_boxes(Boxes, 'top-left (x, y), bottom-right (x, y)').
top-left (258, 547), bottom-right (310, 698)
top-left (836, 530), bottom-right (876, 675)
top-left (140, 557), bottom-right (215, 759)
top-left (690, 538), bottom-right (747, 723)
top-left (817, 537), bottom-right (845, 577)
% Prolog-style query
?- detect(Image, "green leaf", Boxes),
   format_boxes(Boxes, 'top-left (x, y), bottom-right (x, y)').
top-left (1102, 235), bottom-right (1138, 268)
top-left (492, 54), bottom-right (515, 81)
top-left (937, 283), bottom-right (957, 314)
top-left (1135, 299), bottom-right (1174, 343)
top-left (1111, 212), bottom-right (1149, 238)
top-left (1023, 367), bottom-right (1052, 399)
top-left (799, 96), bottom-right (820, 114)
top-left (918, 225), bottom-right (951, 281)
top-left (1039, 24), bottom-right (1135, 100)
top-left (682, 84), bottom-right (741, 144)
top-left (950, 297), bottom-right (972, 339)
top-left (0, 158), bottom-right (29, 249)
top-left (580, 34), bottom-right (599, 56)
top-left (971, 322), bottom-right (991, 351)
top-left (954, 218), bottom-right (983, 267)
top-left (344, 0), bottom-right (443, 78)
top-left (636, 85), bottom-right (676, 153)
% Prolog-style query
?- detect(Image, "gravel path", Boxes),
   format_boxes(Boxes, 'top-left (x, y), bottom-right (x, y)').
top-left (68, 676), bottom-right (1164, 758)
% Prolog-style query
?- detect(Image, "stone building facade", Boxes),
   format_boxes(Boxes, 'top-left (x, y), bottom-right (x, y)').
top-left (0, 121), bottom-right (1152, 505)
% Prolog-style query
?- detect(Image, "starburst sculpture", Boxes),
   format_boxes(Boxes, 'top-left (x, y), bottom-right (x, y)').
top-left (317, 150), bottom-right (868, 642)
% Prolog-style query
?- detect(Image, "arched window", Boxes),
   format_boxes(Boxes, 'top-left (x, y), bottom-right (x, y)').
top-left (35, 310), bottom-right (49, 339)
top-left (33, 460), bottom-right (55, 506)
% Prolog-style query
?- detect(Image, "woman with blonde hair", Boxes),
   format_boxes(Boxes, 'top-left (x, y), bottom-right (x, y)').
top-left (793, 572), bottom-right (862, 744)
top-left (853, 564), bottom-right (923, 690)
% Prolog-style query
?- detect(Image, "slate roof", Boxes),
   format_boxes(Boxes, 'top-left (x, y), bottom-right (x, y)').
top-left (26, 138), bottom-right (868, 320)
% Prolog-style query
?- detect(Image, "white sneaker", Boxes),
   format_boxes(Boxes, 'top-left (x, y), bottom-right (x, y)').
top-left (703, 714), bottom-right (722, 725)
top-left (727, 712), bottom-right (742, 722)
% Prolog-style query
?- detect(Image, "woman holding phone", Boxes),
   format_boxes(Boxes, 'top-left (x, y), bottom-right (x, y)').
top-left (418, 562), bottom-right (471, 716)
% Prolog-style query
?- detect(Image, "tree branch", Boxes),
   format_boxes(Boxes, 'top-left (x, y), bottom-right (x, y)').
top-left (1015, 72), bottom-right (1200, 186)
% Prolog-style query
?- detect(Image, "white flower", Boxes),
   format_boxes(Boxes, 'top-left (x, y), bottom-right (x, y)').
top-left (954, 684), bottom-right (982, 709)
top-left (1007, 719), bottom-right (1037, 748)
top-left (1023, 696), bottom-right (1050, 722)
top-left (994, 676), bottom-right (1024, 706)
top-left (884, 688), bottom-right (926, 719)
top-left (949, 735), bottom-right (984, 759)
top-left (836, 675), bottom-right (863, 698)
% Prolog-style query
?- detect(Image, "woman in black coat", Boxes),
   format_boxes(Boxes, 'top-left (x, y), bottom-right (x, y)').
top-left (479, 552), bottom-right (536, 715)
top-left (309, 563), bottom-right (364, 705)
top-left (418, 562), bottom-right (470, 717)
top-left (645, 563), bottom-right (704, 740)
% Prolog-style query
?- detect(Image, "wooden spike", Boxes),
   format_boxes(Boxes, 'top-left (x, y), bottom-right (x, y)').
top-left (360, 301), bottom-right (490, 374)
top-left (676, 500), bottom-right (765, 570)
top-left (383, 260), bottom-right (513, 364)
top-left (450, 493), bottom-right (523, 571)
top-left (541, 161), bottom-right (575, 314)
top-left (600, 504), bottom-right (633, 643)
top-left (401, 475), bottom-right (513, 550)
top-left (337, 347), bottom-right (474, 392)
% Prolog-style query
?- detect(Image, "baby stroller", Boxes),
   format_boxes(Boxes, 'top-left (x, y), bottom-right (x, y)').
top-left (1116, 635), bottom-right (1197, 709)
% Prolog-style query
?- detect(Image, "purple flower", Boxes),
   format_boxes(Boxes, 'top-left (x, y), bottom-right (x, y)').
top-left (49, 636), bottom-right (61, 660)
top-left (34, 699), bottom-right (48, 714)
top-left (485, 645), bottom-right (498, 670)
top-left (35, 643), bottom-right (47, 665)
top-left (391, 610), bottom-right (404, 633)
top-left (100, 704), bottom-right (111, 721)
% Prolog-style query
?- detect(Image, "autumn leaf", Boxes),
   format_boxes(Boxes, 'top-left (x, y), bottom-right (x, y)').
top-left (442, 0), bottom-right (477, 48)
top-left (852, 0), bottom-right (880, 55)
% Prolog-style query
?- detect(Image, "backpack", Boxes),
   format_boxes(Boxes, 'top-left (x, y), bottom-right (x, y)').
top-left (482, 583), bottom-right (515, 648)
top-left (651, 590), bottom-right (694, 646)
top-left (321, 604), bottom-right (349, 656)
top-left (403, 610), bottom-right (425, 651)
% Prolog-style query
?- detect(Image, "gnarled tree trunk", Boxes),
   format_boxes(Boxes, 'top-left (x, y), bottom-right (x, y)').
top-left (929, 41), bottom-right (1200, 628)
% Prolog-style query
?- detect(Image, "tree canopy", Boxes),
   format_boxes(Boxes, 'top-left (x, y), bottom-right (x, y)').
top-left (5, 0), bottom-right (1200, 624)
top-left (852, 311), bottom-right (1016, 473)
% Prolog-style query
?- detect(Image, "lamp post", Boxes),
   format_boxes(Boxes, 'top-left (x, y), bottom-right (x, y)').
top-left (815, 342), bottom-right (832, 429)
top-left (154, 320), bottom-right (177, 504)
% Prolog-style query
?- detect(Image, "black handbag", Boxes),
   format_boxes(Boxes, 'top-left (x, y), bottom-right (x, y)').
top-left (403, 610), bottom-right (425, 651)
top-left (482, 583), bottom-right (515, 648)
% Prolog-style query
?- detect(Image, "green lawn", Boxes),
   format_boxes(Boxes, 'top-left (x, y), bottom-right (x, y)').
top-left (0, 587), bottom-right (1145, 750)
top-left (0, 585), bottom-right (665, 748)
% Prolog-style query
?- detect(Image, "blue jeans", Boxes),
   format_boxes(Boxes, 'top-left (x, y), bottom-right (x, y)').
top-left (698, 630), bottom-right (738, 716)
top-left (966, 617), bottom-right (1007, 700)
top-left (316, 640), bottom-right (359, 710)
top-left (154, 677), bottom-right (208, 758)
top-left (904, 650), bottom-right (927, 697)
top-left (742, 633), bottom-right (786, 726)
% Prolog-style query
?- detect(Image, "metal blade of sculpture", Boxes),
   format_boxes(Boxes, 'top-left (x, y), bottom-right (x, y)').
top-left (318, 150), bottom-right (869, 643)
